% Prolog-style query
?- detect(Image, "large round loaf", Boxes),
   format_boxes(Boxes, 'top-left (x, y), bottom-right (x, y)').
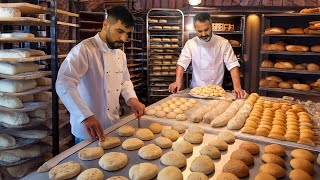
top-left (293, 84), bottom-right (311, 91)
top-left (279, 82), bottom-right (292, 89)
top-left (259, 79), bottom-right (278, 88)
top-left (286, 28), bottom-right (304, 34)
top-left (261, 60), bottom-right (274, 68)
top-left (311, 45), bottom-right (320, 52)
top-left (266, 76), bottom-right (283, 83)
top-left (286, 45), bottom-right (309, 52)
top-left (307, 63), bottom-right (320, 71)
top-left (274, 62), bottom-right (294, 69)
top-left (265, 27), bottom-right (285, 34)
top-left (262, 43), bottom-right (286, 51)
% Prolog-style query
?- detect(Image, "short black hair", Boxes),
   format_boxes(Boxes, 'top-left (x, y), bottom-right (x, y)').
top-left (107, 6), bottom-right (134, 27)
top-left (193, 12), bottom-right (212, 25)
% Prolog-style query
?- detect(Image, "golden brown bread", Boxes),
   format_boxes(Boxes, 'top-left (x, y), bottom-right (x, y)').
top-left (286, 79), bottom-right (300, 86)
top-left (304, 27), bottom-right (320, 34)
top-left (286, 45), bottom-right (309, 52)
top-left (265, 27), bottom-right (285, 34)
top-left (223, 159), bottom-right (249, 178)
top-left (262, 153), bottom-right (285, 167)
top-left (274, 62), bottom-right (295, 69)
top-left (291, 149), bottom-right (315, 162)
top-left (261, 60), bottom-right (274, 68)
top-left (295, 64), bottom-right (306, 70)
top-left (264, 144), bottom-right (286, 156)
top-left (292, 84), bottom-right (311, 91)
top-left (300, 7), bottom-right (320, 14)
top-left (259, 163), bottom-right (286, 178)
top-left (307, 63), bottom-right (320, 71)
top-left (310, 45), bottom-right (320, 52)
top-left (229, 40), bottom-right (240, 46)
top-left (255, 173), bottom-right (276, 180)
top-left (265, 76), bottom-right (283, 83)
top-left (279, 82), bottom-right (292, 89)
top-left (290, 158), bottom-right (314, 175)
top-left (230, 149), bottom-right (254, 166)
top-left (262, 43), bottom-right (285, 51)
top-left (289, 169), bottom-right (312, 180)
top-left (239, 141), bottom-right (260, 155)
top-left (286, 28), bottom-right (305, 34)
top-left (259, 79), bottom-right (278, 88)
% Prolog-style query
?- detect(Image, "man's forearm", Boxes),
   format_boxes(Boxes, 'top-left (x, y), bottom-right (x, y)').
top-left (230, 67), bottom-right (242, 89)
top-left (175, 65), bottom-right (185, 83)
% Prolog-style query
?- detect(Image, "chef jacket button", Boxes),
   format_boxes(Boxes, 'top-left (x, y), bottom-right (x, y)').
top-left (116, 89), bottom-right (119, 91)
top-left (107, 108), bottom-right (110, 111)
top-left (107, 91), bottom-right (110, 93)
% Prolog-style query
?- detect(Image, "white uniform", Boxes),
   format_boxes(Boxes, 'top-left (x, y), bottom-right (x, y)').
top-left (56, 33), bottom-right (137, 139)
top-left (177, 33), bottom-right (240, 88)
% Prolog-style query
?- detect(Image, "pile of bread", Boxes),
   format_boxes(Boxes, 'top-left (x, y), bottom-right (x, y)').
top-left (310, 79), bottom-right (320, 92)
top-left (260, 75), bottom-right (312, 91)
top-left (150, 25), bottom-right (180, 30)
top-left (300, 7), bottom-right (320, 14)
top-left (262, 41), bottom-right (320, 53)
top-left (190, 85), bottom-right (226, 98)
top-left (241, 98), bottom-right (316, 146)
top-left (304, 21), bottom-right (320, 35)
top-left (261, 60), bottom-right (320, 71)
top-left (265, 26), bottom-right (320, 35)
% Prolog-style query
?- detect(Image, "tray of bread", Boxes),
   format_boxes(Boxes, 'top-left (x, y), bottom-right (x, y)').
top-left (189, 85), bottom-right (227, 99)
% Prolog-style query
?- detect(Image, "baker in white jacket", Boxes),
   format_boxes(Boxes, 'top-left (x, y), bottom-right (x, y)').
top-left (169, 12), bottom-right (247, 98)
top-left (56, 6), bottom-right (145, 143)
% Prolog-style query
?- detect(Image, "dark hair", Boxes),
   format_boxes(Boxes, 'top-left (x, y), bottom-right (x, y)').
top-left (193, 12), bottom-right (212, 25)
top-left (107, 6), bottom-right (134, 27)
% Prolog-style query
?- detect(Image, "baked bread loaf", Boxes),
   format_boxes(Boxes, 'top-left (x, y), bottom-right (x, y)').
top-left (286, 79), bottom-right (300, 86)
top-left (229, 40), bottom-right (240, 46)
top-left (307, 63), bottom-right (320, 71)
top-left (266, 76), bottom-right (283, 83)
top-left (259, 79), bottom-right (278, 88)
top-left (293, 84), bottom-right (311, 91)
top-left (262, 43), bottom-right (285, 51)
top-left (300, 7), bottom-right (320, 14)
top-left (304, 27), bottom-right (320, 34)
top-left (274, 61), bottom-right (294, 69)
top-left (265, 27), bottom-right (285, 34)
top-left (295, 64), bottom-right (306, 70)
top-left (279, 82), bottom-right (292, 89)
top-left (286, 28), bottom-right (304, 34)
top-left (261, 60), bottom-right (274, 68)
top-left (310, 45), bottom-right (320, 52)
top-left (286, 45), bottom-right (309, 52)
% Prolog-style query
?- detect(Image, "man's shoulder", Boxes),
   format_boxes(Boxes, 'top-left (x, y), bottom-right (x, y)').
top-left (213, 34), bottom-right (228, 43)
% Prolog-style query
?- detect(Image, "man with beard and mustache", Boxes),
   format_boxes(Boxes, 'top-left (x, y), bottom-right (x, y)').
top-left (169, 12), bottom-right (247, 99)
top-left (56, 6), bottom-right (145, 144)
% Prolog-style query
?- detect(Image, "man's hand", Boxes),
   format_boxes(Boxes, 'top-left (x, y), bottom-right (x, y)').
top-left (82, 116), bottom-right (105, 141)
top-left (129, 98), bottom-right (145, 118)
top-left (169, 81), bottom-right (182, 93)
top-left (233, 87), bottom-right (247, 99)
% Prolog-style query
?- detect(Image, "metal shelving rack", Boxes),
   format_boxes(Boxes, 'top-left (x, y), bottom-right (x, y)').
top-left (259, 12), bottom-right (320, 99)
top-left (146, 8), bottom-right (184, 103)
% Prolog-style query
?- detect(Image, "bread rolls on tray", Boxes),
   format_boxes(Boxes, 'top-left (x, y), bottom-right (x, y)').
top-left (286, 45), bottom-right (309, 52)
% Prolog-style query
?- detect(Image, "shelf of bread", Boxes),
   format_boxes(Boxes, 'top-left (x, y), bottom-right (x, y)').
top-left (125, 47), bottom-right (143, 51)
top-left (0, 101), bottom-right (49, 112)
top-left (0, 71), bottom-right (51, 80)
top-left (0, 117), bottom-right (49, 129)
top-left (127, 63), bottom-right (143, 67)
top-left (262, 34), bottom-right (320, 37)
top-left (0, 86), bottom-right (51, 96)
top-left (260, 68), bottom-right (320, 75)
top-left (260, 50), bottom-right (320, 56)
top-left (0, 17), bottom-right (51, 26)
top-left (260, 87), bottom-right (320, 96)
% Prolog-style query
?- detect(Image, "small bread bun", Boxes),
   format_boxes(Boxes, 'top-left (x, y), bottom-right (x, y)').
top-left (261, 60), bottom-right (274, 68)
top-left (293, 84), bottom-right (311, 91)
top-left (262, 43), bottom-right (286, 51)
top-left (304, 28), bottom-right (320, 34)
top-left (266, 76), bottom-right (283, 83)
top-left (295, 64), bottom-right (306, 70)
top-left (259, 79), bottom-right (279, 88)
top-left (307, 63), bottom-right (320, 71)
top-left (286, 45), bottom-right (310, 52)
top-left (265, 27), bottom-right (285, 34)
top-left (274, 62), bottom-right (295, 69)
top-left (310, 45), bottom-right (320, 52)
top-left (286, 28), bottom-right (305, 34)
top-left (279, 82), bottom-right (292, 89)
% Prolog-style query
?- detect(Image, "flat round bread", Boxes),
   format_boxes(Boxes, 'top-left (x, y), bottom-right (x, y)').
top-left (129, 163), bottom-right (158, 180)
top-left (99, 136), bottom-right (121, 150)
top-left (157, 166), bottom-right (183, 180)
top-left (136, 128), bottom-right (154, 141)
top-left (76, 168), bottom-right (104, 180)
top-left (122, 138), bottom-right (144, 150)
top-left (138, 144), bottom-right (162, 160)
top-left (117, 125), bottom-right (135, 137)
top-left (78, 147), bottom-right (104, 160)
top-left (160, 151), bottom-right (186, 168)
top-left (186, 172), bottom-right (208, 180)
top-left (98, 152), bottom-right (128, 171)
top-left (190, 155), bottom-right (215, 175)
top-left (172, 140), bottom-right (193, 154)
top-left (49, 161), bottom-right (81, 180)
top-left (155, 136), bottom-right (172, 149)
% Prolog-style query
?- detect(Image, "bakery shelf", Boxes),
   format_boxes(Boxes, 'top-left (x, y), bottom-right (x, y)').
top-left (149, 74), bottom-right (175, 76)
top-left (130, 73), bottom-right (143, 78)
top-left (125, 47), bottom-right (143, 51)
top-left (57, 39), bottom-right (77, 43)
top-left (261, 34), bottom-right (320, 37)
top-left (0, 55), bottom-right (51, 63)
top-left (149, 52), bottom-right (181, 55)
top-left (260, 68), bottom-right (320, 75)
top-left (79, 29), bottom-right (101, 32)
top-left (0, 137), bottom-right (41, 151)
top-left (0, 17), bottom-right (50, 26)
top-left (260, 51), bottom-right (320, 56)
top-left (57, 21), bottom-right (79, 27)
top-left (0, 86), bottom-right (51, 96)
top-left (132, 31), bottom-right (144, 34)
top-left (0, 71), bottom-right (51, 80)
top-left (0, 102), bottom-right (49, 113)
top-left (149, 84), bottom-right (170, 87)
top-left (126, 38), bottom-right (142, 43)
top-left (127, 63), bottom-right (143, 67)
top-left (150, 41), bottom-right (182, 43)
top-left (149, 64), bottom-right (176, 66)
top-left (189, 31), bottom-right (243, 35)
top-left (79, 20), bottom-right (101, 24)
top-left (149, 47), bottom-right (182, 49)
top-left (263, 12), bottom-right (320, 17)
top-left (148, 22), bottom-right (181, 25)
top-left (259, 87), bottom-right (320, 96)
top-left (0, 118), bottom-right (48, 129)
top-left (131, 78), bottom-right (143, 84)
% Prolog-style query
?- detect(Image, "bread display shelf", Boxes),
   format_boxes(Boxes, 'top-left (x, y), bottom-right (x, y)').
top-left (149, 15), bottom-right (182, 18)
top-left (133, 83), bottom-right (144, 88)
top-left (149, 74), bottom-right (175, 77)
top-left (0, 137), bottom-right (41, 151)
top-left (262, 34), bottom-right (320, 37)
top-left (189, 31), bottom-right (243, 35)
top-left (57, 21), bottom-right (79, 28)
top-left (131, 78), bottom-right (143, 84)
top-left (260, 68), bottom-right (320, 75)
top-left (126, 38), bottom-right (142, 42)
top-left (148, 22), bottom-right (181, 26)
top-left (263, 12), bottom-right (320, 17)
top-left (0, 17), bottom-right (50, 26)
top-left (0, 86), bottom-right (51, 96)
top-left (131, 31), bottom-right (143, 34)
top-left (260, 51), bottom-right (320, 56)
top-left (149, 84), bottom-right (170, 87)
top-left (130, 73), bottom-right (143, 78)
top-left (150, 41), bottom-right (182, 43)
top-left (0, 71), bottom-right (51, 80)
top-left (127, 63), bottom-right (143, 67)
top-left (259, 87), bottom-right (320, 96)
top-left (79, 20), bottom-right (101, 24)
top-left (0, 101), bottom-right (49, 112)
top-left (149, 52), bottom-right (181, 55)
top-left (125, 47), bottom-right (143, 51)
top-left (149, 64), bottom-right (176, 66)
top-left (0, 118), bottom-right (48, 129)
top-left (0, 54), bottom-right (66, 63)
top-left (149, 47), bottom-right (182, 49)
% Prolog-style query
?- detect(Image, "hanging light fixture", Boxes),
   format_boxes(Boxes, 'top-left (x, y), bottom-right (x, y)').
top-left (189, 0), bottom-right (201, 6)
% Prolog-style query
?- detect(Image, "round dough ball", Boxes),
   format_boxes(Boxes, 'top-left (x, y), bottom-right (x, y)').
top-left (155, 136), bottom-right (172, 149)
top-left (230, 149), bottom-right (254, 166)
top-left (259, 163), bottom-right (286, 178)
top-left (223, 159), bottom-right (249, 178)
top-left (155, 111), bottom-right (166, 118)
top-left (200, 145), bottom-right (221, 159)
top-left (122, 138), bottom-right (144, 150)
top-left (99, 152), bottom-right (128, 171)
top-left (138, 144), bottom-right (162, 160)
top-left (176, 114), bottom-right (187, 121)
top-left (185, 102), bottom-right (194, 107)
top-left (255, 173), bottom-right (276, 180)
top-left (163, 107), bottom-right (173, 113)
top-left (175, 100), bottom-right (183, 106)
top-left (190, 155), bottom-right (215, 175)
top-left (218, 131), bottom-right (235, 144)
top-left (161, 103), bottom-right (169, 107)
top-left (145, 108), bottom-right (156, 115)
top-left (78, 147), bottom-right (104, 160)
top-left (216, 172), bottom-right (239, 180)
top-left (171, 97), bottom-right (178, 101)
top-left (262, 153), bottom-right (285, 167)
top-left (148, 123), bottom-right (163, 134)
top-left (161, 151), bottom-right (186, 168)
top-left (289, 169), bottom-right (312, 180)
top-left (166, 112), bottom-right (177, 119)
top-left (179, 105), bottom-right (189, 111)
top-left (154, 106), bottom-right (162, 111)
top-left (117, 125), bottom-right (135, 137)
top-left (264, 144), bottom-right (286, 156)
top-left (172, 140), bottom-right (193, 154)
top-left (161, 129), bottom-right (180, 141)
top-left (173, 108), bottom-right (184, 114)
top-left (166, 100), bottom-right (174, 104)
top-left (184, 132), bottom-right (203, 144)
top-left (76, 168), bottom-right (104, 180)
top-left (157, 166), bottom-right (183, 180)
top-left (208, 137), bottom-right (228, 151)
top-left (106, 176), bottom-right (129, 180)
top-left (186, 172), bottom-right (208, 180)
top-left (188, 99), bottom-right (197, 104)
top-left (179, 98), bottom-right (188, 102)
top-left (172, 123), bottom-right (186, 134)
top-left (136, 128), bottom-right (154, 141)
top-left (188, 126), bottom-right (204, 135)
top-left (291, 149), bottom-right (315, 162)
top-left (99, 136), bottom-right (121, 150)
top-left (290, 158), bottom-right (314, 175)
top-left (129, 163), bottom-right (158, 180)
top-left (169, 104), bottom-right (178, 109)
top-left (239, 141), bottom-right (260, 155)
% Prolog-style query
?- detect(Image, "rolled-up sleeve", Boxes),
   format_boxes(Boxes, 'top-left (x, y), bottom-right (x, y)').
top-left (177, 41), bottom-right (192, 70)
top-left (223, 42), bottom-right (240, 71)
top-left (56, 44), bottom-right (93, 123)
top-left (120, 53), bottom-right (137, 103)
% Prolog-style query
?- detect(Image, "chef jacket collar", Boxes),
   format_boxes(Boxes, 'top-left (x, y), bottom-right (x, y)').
top-left (94, 33), bottom-right (112, 53)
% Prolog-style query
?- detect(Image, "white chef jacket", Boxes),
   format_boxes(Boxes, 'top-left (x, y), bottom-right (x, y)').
top-left (56, 33), bottom-right (137, 139)
top-left (177, 33), bottom-right (240, 88)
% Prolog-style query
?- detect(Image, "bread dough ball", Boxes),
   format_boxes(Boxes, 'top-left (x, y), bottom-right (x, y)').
top-left (166, 112), bottom-right (177, 119)
top-left (190, 155), bottom-right (215, 175)
top-left (291, 149), bottom-right (315, 162)
top-left (99, 152), bottom-right (128, 171)
top-left (188, 126), bottom-right (204, 135)
top-left (171, 97), bottom-right (178, 101)
top-left (208, 137), bottom-right (228, 151)
top-left (78, 147), bottom-right (104, 160)
top-left (175, 101), bottom-right (183, 106)
top-left (179, 104), bottom-right (189, 111)
top-left (155, 136), bottom-right (172, 149)
top-left (161, 103), bottom-right (169, 107)
top-left (148, 123), bottom-right (163, 134)
top-left (172, 140), bottom-right (193, 154)
top-left (183, 132), bottom-right (203, 144)
top-left (171, 123), bottom-right (186, 134)
top-left (106, 176), bottom-right (129, 180)
top-left (176, 114), bottom-right (187, 121)
top-left (185, 102), bottom-right (194, 107)
top-left (129, 163), bottom-right (158, 180)
top-left (136, 128), bottom-right (154, 141)
top-left (166, 100), bottom-right (174, 104)
top-left (264, 144), bottom-right (286, 156)
top-left (155, 111), bottom-right (166, 118)
top-left (169, 104), bottom-right (178, 109)
top-left (216, 172), bottom-right (239, 180)
top-left (230, 149), bottom-right (254, 166)
top-left (161, 129), bottom-right (180, 141)
top-left (160, 151), bottom-right (186, 168)
top-left (289, 169), bottom-right (312, 180)
top-left (218, 131), bottom-right (235, 144)
top-left (239, 141), bottom-right (260, 155)
top-left (179, 98), bottom-right (188, 102)
top-left (99, 136), bottom-right (121, 150)
top-left (145, 108), bottom-right (156, 115)
top-left (200, 145), bottom-right (221, 159)
top-left (154, 106), bottom-right (162, 111)
top-left (138, 144), bottom-right (162, 160)
top-left (163, 107), bottom-right (173, 113)
top-left (49, 161), bottom-right (81, 180)
top-left (173, 108), bottom-right (184, 114)
top-left (76, 168), bottom-right (104, 180)
top-left (223, 159), bottom-right (249, 178)
top-left (186, 172), bottom-right (208, 180)
top-left (117, 125), bottom-right (135, 137)
top-left (122, 138), bottom-right (144, 150)
top-left (158, 166), bottom-right (183, 180)
top-left (189, 99), bottom-right (198, 104)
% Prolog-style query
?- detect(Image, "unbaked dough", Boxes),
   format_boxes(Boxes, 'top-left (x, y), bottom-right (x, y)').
top-left (0, 133), bottom-right (15, 147)
top-left (160, 151), bottom-right (186, 168)
top-left (136, 128), bottom-right (154, 141)
top-left (183, 132), bottom-right (203, 144)
top-left (138, 144), bottom-right (162, 160)
top-left (163, 107), bottom-right (173, 113)
top-left (0, 62), bottom-right (40, 75)
top-left (154, 106), bottom-right (162, 111)
top-left (190, 155), bottom-right (215, 175)
top-left (148, 123), bottom-right (163, 134)
top-left (173, 108), bottom-right (184, 114)
top-left (179, 105), bottom-right (189, 111)
top-left (186, 172), bottom-right (208, 180)
top-left (145, 108), bottom-right (156, 115)
top-left (99, 136), bottom-right (121, 149)
top-left (188, 126), bottom-right (204, 135)
top-left (0, 111), bottom-right (29, 125)
top-left (122, 138), bottom-right (144, 150)
top-left (161, 129), bottom-right (180, 141)
top-left (217, 131), bottom-right (235, 144)
top-left (99, 152), bottom-right (128, 171)
top-left (166, 112), bottom-right (177, 119)
top-left (0, 79), bottom-right (37, 93)
top-left (117, 125), bottom-right (135, 137)
top-left (172, 123), bottom-right (186, 134)
top-left (172, 140), bottom-right (193, 154)
top-left (78, 147), bottom-right (104, 160)
top-left (185, 102), bottom-right (194, 107)
top-left (129, 162), bottom-right (158, 180)
top-left (208, 137), bottom-right (228, 151)
top-left (157, 166), bottom-right (183, 180)
top-left (155, 111), bottom-right (166, 118)
top-left (49, 161), bottom-right (81, 180)
top-left (0, 49), bottom-right (45, 58)
top-left (76, 168), bottom-right (104, 180)
top-left (176, 114), bottom-right (187, 121)
top-left (7, 130), bottom-right (47, 139)
top-left (0, 8), bottom-right (21, 18)
top-left (0, 95), bottom-right (23, 108)
top-left (155, 136), bottom-right (172, 148)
